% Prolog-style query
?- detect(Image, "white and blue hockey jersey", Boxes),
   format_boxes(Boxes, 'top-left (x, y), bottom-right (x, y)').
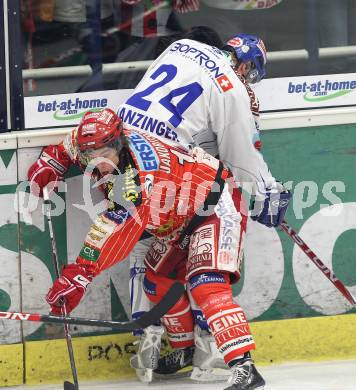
top-left (118, 38), bottom-right (277, 196)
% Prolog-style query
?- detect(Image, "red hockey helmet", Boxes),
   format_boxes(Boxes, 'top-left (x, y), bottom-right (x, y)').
top-left (76, 108), bottom-right (123, 152)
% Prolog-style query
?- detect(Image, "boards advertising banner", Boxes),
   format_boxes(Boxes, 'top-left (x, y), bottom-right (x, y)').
top-left (24, 74), bottom-right (356, 129)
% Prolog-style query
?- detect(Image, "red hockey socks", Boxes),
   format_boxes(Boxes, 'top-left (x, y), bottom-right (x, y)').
top-left (144, 269), bottom-right (194, 348)
top-left (189, 272), bottom-right (256, 364)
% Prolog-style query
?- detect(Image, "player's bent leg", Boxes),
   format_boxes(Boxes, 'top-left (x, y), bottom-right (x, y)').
top-left (188, 273), bottom-right (265, 390)
top-left (129, 237), bottom-right (164, 382)
top-left (153, 303), bottom-right (196, 378)
top-left (144, 268), bottom-right (195, 349)
top-left (129, 237), bottom-right (156, 335)
top-left (143, 268), bottom-right (197, 377)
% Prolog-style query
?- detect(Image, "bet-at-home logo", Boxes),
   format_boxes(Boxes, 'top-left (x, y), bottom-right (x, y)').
top-left (288, 79), bottom-right (356, 102)
top-left (37, 97), bottom-right (108, 120)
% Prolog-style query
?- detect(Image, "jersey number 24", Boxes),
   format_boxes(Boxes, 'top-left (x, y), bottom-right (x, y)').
top-left (126, 64), bottom-right (203, 127)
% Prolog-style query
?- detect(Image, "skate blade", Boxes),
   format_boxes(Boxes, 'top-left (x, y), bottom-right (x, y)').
top-left (153, 367), bottom-right (192, 381)
top-left (190, 367), bottom-right (231, 383)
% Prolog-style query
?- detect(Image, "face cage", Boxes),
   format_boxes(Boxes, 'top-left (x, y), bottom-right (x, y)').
top-left (78, 146), bottom-right (118, 167)
top-left (246, 67), bottom-right (261, 84)
top-left (78, 150), bottom-right (93, 167)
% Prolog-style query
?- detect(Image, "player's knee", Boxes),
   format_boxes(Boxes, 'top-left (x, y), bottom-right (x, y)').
top-left (144, 269), bottom-right (190, 314)
top-left (188, 272), bottom-right (233, 309)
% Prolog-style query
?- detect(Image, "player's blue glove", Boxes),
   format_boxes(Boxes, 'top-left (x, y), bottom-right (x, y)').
top-left (251, 184), bottom-right (292, 228)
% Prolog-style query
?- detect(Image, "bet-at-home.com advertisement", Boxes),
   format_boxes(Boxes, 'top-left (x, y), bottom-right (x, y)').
top-left (24, 74), bottom-right (356, 129)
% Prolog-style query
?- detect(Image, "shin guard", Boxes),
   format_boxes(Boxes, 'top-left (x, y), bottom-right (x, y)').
top-left (189, 273), bottom-right (255, 364)
top-left (144, 269), bottom-right (194, 348)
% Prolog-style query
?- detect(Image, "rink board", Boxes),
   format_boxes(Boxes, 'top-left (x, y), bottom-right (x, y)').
top-left (24, 333), bottom-right (137, 385)
top-left (0, 313), bottom-right (356, 386)
top-left (0, 344), bottom-right (23, 386)
top-left (0, 122), bottom-right (356, 386)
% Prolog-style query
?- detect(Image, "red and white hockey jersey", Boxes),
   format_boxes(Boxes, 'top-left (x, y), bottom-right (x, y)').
top-left (54, 128), bottom-right (231, 276)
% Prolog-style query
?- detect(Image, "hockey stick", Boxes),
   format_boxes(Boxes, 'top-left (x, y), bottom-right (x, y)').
top-left (280, 220), bottom-right (356, 306)
top-left (43, 188), bottom-right (79, 390)
top-left (0, 281), bottom-right (185, 330)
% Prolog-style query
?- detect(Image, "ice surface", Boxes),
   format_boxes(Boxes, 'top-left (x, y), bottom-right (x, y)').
top-left (7, 360), bottom-right (356, 390)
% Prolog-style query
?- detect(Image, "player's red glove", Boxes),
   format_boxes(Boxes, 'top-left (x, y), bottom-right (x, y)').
top-left (46, 264), bottom-right (93, 315)
top-left (28, 145), bottom-right (67, 197)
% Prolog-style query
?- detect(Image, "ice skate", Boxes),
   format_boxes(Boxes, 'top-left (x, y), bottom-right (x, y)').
top-left (224, 354), bottom-right (265, 390)
top-left (153, 345), bottom-right (195, 379)
top-left (190, 326), bottom-right (230, 382)
top-left (130, 325), bottom-right (164, 383)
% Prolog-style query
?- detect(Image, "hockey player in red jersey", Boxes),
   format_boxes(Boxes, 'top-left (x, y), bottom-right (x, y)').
top-left (28, 109), bottom-right (291, 390)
